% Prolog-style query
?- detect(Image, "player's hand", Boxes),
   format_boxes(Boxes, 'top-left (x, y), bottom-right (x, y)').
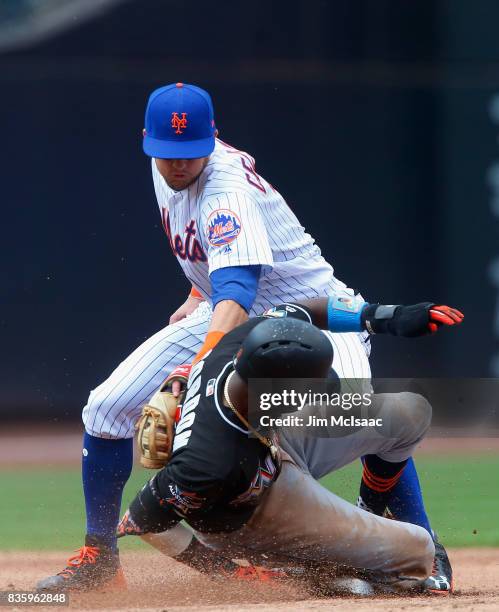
top-left (172, 379), bottom-right (183, 397)
top-left (164, 364), bottom-right (192, 398)
top-left (427, 305), bottom-right (464, 333)
top-left (169, 295), bottom-right (204, 325)
top-left (362, 302), bottom-right (463, 337)
top-left (389, 303), bottom-right (463, 337)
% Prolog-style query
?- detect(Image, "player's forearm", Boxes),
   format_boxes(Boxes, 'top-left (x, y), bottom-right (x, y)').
top-left (293, 297), bottom-right (463, 337)
top-left (192, 265), bottom-right (259, 363)
top-left (192, 300), bottom-right (248, 364)
top-left (209, 299), bottom-right (248, 333)
top-left (117, 476), bottom-right (182, 537)
top-left (292, 298), bottom-right (329, 328)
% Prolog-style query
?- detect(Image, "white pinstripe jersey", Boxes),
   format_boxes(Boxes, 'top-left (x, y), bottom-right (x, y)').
top-left (152, 139), bottom-right (357, 316)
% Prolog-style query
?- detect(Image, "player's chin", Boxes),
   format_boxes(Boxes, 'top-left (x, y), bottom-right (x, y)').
top-left (167, 177), bottom-right (192, 191)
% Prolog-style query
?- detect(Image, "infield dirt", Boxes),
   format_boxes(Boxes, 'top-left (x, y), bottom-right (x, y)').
top-left (1, 548), bottom-right (498, 611)
top-left (3, 427), bottom-right (499, 609)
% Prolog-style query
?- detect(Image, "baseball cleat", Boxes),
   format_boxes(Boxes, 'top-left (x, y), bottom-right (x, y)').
top-left (229, 564), bottom-right (288, 581)
top-left (36, 535), bottom-right (126, 592)
top-left (356, 495), bottom-right (375, 513)
top-left (423, 541), bottom-right (453, 595)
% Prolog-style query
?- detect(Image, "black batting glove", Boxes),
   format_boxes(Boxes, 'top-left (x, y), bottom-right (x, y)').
top-left (361, 303), bottom-right (464, 338)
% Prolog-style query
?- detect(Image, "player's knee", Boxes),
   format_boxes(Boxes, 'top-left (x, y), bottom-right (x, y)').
top-left (386, 392), bottom-right (432, 442)
top-left (82, 388), bottom-right (136, 438)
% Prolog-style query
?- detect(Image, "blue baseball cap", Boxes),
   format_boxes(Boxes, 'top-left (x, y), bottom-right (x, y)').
top-left (143, 82), bottom-right (216, 159)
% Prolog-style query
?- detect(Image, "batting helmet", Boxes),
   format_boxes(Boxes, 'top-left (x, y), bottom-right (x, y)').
top-left (234, 318), bottom-right (334, 381)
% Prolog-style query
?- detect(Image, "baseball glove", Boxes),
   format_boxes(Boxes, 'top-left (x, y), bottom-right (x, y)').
top-left (136, 364), bottom-right (191, 469)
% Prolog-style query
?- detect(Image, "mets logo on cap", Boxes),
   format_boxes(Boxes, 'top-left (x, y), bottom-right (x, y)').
top-left (207, 209), bottom-right (242, 247)
top-left (171, 112), bottom-right (187, 134)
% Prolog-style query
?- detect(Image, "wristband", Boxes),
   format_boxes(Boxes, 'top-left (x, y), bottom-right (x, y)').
top-left (190, 287), bottom-right (203, 299)
top-left (192, 331), bottom-right (225, 364)
top-left (327, 295), bottom-right (366, 332)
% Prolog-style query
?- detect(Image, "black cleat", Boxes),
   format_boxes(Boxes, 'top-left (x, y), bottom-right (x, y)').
top-left (423, 541), bottom-right (453, 595)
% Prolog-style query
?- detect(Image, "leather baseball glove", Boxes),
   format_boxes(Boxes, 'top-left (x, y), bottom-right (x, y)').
top-left (136, 364), bottom-right (191, 469)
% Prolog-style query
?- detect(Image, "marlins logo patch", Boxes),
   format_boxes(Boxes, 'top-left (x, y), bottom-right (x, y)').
top-left (263, 307), bottom-right (287, 318)
top-left (207, 209), bottom-right (242, 247)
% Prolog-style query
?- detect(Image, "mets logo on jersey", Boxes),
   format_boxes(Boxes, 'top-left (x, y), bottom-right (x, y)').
top-left (171, 112), bottom-right (187, 134)
top-left (207, 209), bottom-right (242, 247)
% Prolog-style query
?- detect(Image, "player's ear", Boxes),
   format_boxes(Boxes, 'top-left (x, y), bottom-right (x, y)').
top-left (214, 129), bottom-right (219, 138)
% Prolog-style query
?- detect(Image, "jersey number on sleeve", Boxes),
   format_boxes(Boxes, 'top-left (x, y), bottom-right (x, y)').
top-left (219, 139), bottom-right (267, 194)
top-left (240, 156), bottom-right (266, 193)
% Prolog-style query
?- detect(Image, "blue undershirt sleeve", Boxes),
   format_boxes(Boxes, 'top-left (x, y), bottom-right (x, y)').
top-left (210, 265), bottom-right (261, 313)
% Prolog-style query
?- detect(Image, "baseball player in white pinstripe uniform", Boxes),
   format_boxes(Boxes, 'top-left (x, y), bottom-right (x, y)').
top-left (36, 83), bottom-right (452, 595)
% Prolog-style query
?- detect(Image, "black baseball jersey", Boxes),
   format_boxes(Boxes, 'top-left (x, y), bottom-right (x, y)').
top-left (130, 303), bottom-right (313, 535)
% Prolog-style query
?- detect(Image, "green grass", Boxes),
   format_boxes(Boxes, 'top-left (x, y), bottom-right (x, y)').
top-left (320, 455), bottom-right (499, 547)
top-left (0, 467), bottom-right (154, 552)
top-left (1, 456), bottom-right (497, 550)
